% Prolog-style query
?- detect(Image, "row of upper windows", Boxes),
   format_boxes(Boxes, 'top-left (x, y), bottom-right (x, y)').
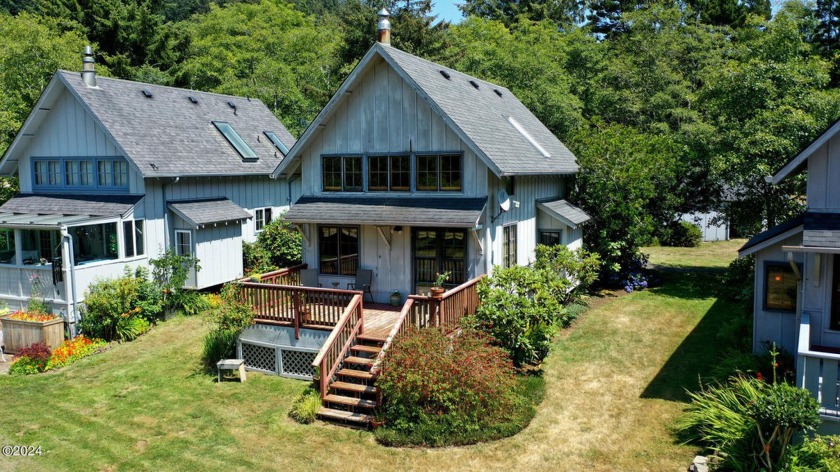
top-left (322, 153), bottom-right (462, 193)
top-left (33, 158), bottom-right (128, 189)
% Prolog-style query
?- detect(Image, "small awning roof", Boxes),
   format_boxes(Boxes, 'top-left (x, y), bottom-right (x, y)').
top-left (0, 193), bottom-right (143, 228)
top-left (285, 196), bottom-right (487, 228)
top-left (537, 199), bottom-right (591, 229)
top-left (168, 198), bottom-right (252, 229)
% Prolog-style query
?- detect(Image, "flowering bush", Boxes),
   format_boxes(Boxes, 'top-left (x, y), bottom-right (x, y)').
top-left (80, 267), bottom-right (162, 341)
top-left (375, 328), bottom-right (519, 446)
top-left (622, 272), bottom-right (649, 292)
top-left (45, 335), bottom-right (106, 370)
top-left (9, 336), bottom-right (106, 375)
top-left (6, 310), bottom-right (59, 322)
top-left (8, 343), bottom-right (51, 374)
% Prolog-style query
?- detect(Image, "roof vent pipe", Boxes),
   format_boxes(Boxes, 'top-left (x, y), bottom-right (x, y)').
top-left (81, 45), bottom-right (97, 88)
top-left (377, 8), bottom-right (391, 45)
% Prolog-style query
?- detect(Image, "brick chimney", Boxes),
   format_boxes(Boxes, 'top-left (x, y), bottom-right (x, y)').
top-left (377, 8), bottom-right (391, 45)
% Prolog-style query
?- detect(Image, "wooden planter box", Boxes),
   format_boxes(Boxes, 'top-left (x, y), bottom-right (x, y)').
top-left (1, 315), bottom-right (64, 354)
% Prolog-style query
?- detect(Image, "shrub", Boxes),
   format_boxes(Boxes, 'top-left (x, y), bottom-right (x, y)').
top-left (9, 342), bottom-right (51, 374)
top-left (719, 254), bottom-right (755, 307)
top-left (375, 328), bottom-right (519, 446)
top-left (254, 216), bottom-right (302, 269)
top-left (787, 435), bottom-right (840, 472)
top-left (289, 389), bottom-right (322, 424)
top-left (661, 220), bottom-right (702, 247)
top-left (678, 348), bottom-right (820, 471)
top-left (79, 267), bottom-right (162, 342)
top-left (471, 265), bottom-right (562, 366)
top-left (202, 283), bottom-right (256, 369)
top-left (149, 248), bottom-right (200, 316)
top-left (533, 244), bottom-right (600, 304)
top-left (243, 241), bottom-right (275, 275)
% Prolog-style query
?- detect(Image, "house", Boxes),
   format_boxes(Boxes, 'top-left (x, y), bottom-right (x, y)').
top-left (272, 13), bottom-right (590, 303)
top-left (0, 47), bottom-right (298, 333)
top-left (738, 118), bottom-right (840, 425)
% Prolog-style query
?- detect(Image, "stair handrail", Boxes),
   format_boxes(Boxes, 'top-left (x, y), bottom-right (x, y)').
top-left (237, 263), bottom-right (308, 285)
top-left (369, 298), bottom-right (414, 376)
top-left (312, 293), bottom-right (364, 399)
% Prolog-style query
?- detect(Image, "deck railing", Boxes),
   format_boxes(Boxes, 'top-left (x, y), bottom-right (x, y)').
top-left (239, 263), bottom-right (307, 285)
top-left (797, 312), bottom-right (840, 420)
top-left (312, 294), bottom-right (364, 399)
top-left (370, 298), bottom-right (413, 376)
top-left (408, 275), bottom-right (485, 331)
top-left (238, 282), bottom-right (358, 338)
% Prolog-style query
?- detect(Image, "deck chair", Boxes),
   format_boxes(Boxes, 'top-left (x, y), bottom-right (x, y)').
top-left (347, 269), bottom-right (374, 303)
top-left (299, 269), bottom-right (321, 288)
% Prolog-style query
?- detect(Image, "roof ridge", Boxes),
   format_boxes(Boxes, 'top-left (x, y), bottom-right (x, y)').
top-left (58, 70), bottom-right (268, 105)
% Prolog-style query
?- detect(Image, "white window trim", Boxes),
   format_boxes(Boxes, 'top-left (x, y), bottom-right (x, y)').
top-left (255, 207), bottom-right (273, 232)
top-left (175, 230), bottom-right (193, 256)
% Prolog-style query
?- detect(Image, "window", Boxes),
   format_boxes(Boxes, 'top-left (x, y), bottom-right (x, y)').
top-left (505, 177), bottom-right (516, 196)
top-left (368, 155), bottom-right (410, 192)
top-left (539, 231), bottom-right (561, 246)
top-left (213, 121), bottom-right (257, 159)
top-left (322, 156), bottom-right (362, 192)
top-left (0, 229), bottom-right (15, 264)
top-left (21, 230), bottom-right (58, 263)
top-left (123, 220), bottom-right (145, 258)
top-left (65, 160), bottom-right (94, 187)
top-left (175, 230), bottom-right (192, 257)
top-left (318, 226), bottom-right (358, 275)
top-left (413, 229), bottom-right (467, 289)
top-left (264, 131), bottom-right (289, 155)
top-left (764, 263), bottom-right (797, 311)
top-left (416, 154), bottom-right (462, 191)
top-left (255, 208), bottom-right (272, 231)
top-left (503, 224), bottom-right (517, 268)
top-left (34, 160), bottom-right (61, 186)
top-left (69, 223), bottom-right (118, 264)
top-left (97, 159), bottom-right (128, 188)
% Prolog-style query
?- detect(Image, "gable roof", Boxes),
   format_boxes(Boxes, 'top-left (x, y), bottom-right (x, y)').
top-left (0, 71), bottom-right (296, 178)
top-left (273, 43), bottom-right (579, 178)
top-left (772, 118), bottom-right (840, 184)
top-left (537, 199), bottom-right (591, 229)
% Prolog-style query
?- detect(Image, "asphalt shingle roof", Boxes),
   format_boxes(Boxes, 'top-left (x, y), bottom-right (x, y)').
top-left (0, 193), bottom-right (142, 217)
top-left (536, 199), bottom-right (591, 227)
top-left (59, 71), bottom-right (295, 178)
top-left (284, 196), bottom-right (487, 228)
top-left (380, 45), bottom-right (579, 176)
top-left (739, 214), bottom-right (805, 254)
top-left (168, 198), bottom-right (252, 228)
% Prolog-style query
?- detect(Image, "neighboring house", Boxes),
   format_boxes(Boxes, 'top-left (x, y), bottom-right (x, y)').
top-left (273, 20), bottom-right (590, 302)
top-left (681, 211), bottom-right (729, 242)
top-left (739, 118), bottom-right (840, 425)
top-left (0, 48), bottom-right (297, 332)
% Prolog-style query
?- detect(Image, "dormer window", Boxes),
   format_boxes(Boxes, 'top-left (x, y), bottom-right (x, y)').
top-left (213, 121), bottom-right (257, 160)
top-left (264, 131), bottom-right (289, 155)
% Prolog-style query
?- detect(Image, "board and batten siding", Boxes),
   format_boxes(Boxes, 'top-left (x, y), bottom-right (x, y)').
top-left (806, 133), bottom-right (840, 211)
top-left (17, 91), bottom-right (144, 194)
top-left (296, 58), bottom-right (486, 199)
top-left (752, 233), bottom-right (804, 355)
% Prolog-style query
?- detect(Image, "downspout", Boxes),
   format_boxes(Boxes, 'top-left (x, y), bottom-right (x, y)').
top-left (61, 227), bottom-right (78, 337)
top-left (161, 177), bottom-right (179, 248)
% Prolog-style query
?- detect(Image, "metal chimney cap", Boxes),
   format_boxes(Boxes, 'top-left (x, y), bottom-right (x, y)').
top-left (378, 8), bottom-right (390, 17)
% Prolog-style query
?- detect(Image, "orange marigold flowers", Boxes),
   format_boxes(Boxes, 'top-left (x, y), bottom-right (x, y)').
top-left (6, 310), bottom-right (60, 322)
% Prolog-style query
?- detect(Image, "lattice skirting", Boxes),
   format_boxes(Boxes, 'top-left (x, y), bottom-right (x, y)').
top-left (238, 340), bottom-right (318, 380)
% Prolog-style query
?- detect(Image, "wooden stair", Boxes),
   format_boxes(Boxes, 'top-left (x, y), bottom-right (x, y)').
top-left (317, 335), bottom-right (386, 428)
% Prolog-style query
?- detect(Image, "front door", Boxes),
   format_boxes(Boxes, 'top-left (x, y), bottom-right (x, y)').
top-left (412, 228), bottom-right (467, 294)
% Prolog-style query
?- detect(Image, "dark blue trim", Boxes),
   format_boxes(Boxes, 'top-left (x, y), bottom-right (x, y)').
top-left (31, 157), bottom-right (129, 192)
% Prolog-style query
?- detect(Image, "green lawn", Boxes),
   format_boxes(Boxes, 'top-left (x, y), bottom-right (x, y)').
top-left (0, 240), bottom-right (745, 471)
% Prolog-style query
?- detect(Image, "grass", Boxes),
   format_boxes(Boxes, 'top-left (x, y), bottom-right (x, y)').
top-left (0, 239), bottom-right (746, 471)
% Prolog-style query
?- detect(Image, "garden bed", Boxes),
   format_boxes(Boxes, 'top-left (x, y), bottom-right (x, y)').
top-left (1, 313), bottom-right (64, 354)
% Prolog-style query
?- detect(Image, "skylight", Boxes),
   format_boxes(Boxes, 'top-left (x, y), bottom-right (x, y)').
top-left (213, 122), bottom-right (257, 159)
top-left (507, 116), bottom-right (551, 158)
top-left (264, 131), bottom-right (289, 155)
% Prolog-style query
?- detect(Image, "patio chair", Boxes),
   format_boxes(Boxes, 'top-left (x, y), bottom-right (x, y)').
top-left (347, 269), bottom-right (374, 304)
top-left (300, 269), bottom-right (321, 288)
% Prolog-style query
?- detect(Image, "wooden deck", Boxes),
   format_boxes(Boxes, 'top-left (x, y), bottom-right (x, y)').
top-left (254, 301), bottom-right (401, 339)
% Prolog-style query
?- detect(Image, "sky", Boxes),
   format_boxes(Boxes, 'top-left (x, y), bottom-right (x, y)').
top-left (431, 1), bottom-right (464, 24)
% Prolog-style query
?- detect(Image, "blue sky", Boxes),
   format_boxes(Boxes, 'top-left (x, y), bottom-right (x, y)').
top-left (431, 1), bottom-right (464, 24)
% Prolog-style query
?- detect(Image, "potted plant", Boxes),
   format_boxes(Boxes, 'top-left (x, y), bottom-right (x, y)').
top-left (430, 271), bottom-right (450, 298)
top-left (1, 309), bottom-right (64, 354)
top-left (390, 290), bottom-right (401, 306)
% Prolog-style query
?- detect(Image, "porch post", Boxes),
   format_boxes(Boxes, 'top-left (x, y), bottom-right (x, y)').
top-left (293, 289), bottom-right (301, 340)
